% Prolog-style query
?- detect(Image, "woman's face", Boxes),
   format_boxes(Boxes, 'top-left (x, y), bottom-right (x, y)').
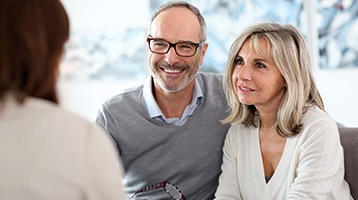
top-left (232, 38), bottom-right (286, 112)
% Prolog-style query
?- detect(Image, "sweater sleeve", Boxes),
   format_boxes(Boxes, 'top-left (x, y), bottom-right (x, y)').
top-left (214, 125), bottom-right (243, 200)
top-left (95, 102), bottom-right (120, 153)
top-left (287, 112), bottom-right (347, 199)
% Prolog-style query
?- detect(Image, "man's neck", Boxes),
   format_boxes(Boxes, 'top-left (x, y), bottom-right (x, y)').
top-left (153, 81), bottom-right (195, 118)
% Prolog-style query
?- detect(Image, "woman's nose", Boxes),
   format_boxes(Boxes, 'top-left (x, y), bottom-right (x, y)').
top-left (235, 65), bottom-right (252, 81)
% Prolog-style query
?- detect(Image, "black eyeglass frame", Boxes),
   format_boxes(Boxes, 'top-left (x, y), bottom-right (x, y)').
top-left (130, 181), bottom-right (186, 200)
top-left (146, 37), bottom-right (205, 57)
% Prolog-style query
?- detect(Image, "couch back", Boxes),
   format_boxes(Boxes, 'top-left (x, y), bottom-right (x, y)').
top-left (339, 127), bottom-right (358, 199)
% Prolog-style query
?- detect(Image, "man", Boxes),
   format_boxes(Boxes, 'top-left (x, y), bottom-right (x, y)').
top-left (96, 1), bottom-right (230, 199)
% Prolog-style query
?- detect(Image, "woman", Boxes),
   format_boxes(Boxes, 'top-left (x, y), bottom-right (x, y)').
top-left (0, 0), bottom-right (126, 199)
top-left (215, 22), bottom-right (352, 199)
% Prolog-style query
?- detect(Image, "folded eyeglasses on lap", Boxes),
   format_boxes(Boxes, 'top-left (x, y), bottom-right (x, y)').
top-left (130, 181), bottom-right (185, 200)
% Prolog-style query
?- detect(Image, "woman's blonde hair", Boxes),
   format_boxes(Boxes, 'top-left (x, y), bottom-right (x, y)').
top-left (222, 22), bottom-right (324, 137)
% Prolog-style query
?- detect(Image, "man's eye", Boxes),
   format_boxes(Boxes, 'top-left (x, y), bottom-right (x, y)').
top-left (153, 42), bottom-right (167, 47)
top-left (177, 43), bottom-right (194, 50)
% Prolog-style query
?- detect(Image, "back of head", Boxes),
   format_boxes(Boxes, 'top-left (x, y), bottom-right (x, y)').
top-left (0, 0), bottom-right (69, 104)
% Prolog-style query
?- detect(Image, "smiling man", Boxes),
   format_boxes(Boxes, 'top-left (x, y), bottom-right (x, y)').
top-left (95, 1), bottom-right (230, 199)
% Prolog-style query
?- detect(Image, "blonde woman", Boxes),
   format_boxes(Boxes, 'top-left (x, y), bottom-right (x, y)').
top-left (215, 22), bottom-right (352, 199)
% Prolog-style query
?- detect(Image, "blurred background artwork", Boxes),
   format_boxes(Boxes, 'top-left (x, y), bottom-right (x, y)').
top-left (60, 0), bottom-right (358, 82)
top-left (60, 0), bottom-right (149, 82)
top-left (317, 0), bottom-right (358, 69)
top-left (59, 0), bottom-right (358, 126)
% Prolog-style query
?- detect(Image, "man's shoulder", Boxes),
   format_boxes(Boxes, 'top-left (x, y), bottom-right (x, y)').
top-left (103, 85), bottom-right (144, 106)
top-left (197, 71), bottom-right (223, 80)
top-left (197, 72), bottom-right (224, 91)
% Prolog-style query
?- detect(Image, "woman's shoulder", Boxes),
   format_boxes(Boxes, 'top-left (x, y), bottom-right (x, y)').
top-left (300, 105), bottom-right (339, 139)
top-left (303, 105), bottom-right (336, 127)
top-left (23, 97), bottom-right (105, 140)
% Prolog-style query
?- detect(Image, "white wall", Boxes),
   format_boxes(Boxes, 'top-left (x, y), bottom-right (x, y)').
top-left (58, 79), bottom-right (144, 121)
top-left (314, 69), bottom-right (358, 127)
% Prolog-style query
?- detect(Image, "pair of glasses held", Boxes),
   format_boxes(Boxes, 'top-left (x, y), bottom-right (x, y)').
top-left (147, 36), bottom-right (205, 57)
top-left (130, 181), bottom-right (185, 200)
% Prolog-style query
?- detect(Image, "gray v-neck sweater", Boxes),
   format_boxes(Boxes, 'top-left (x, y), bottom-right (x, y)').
top-left (96, 72), bottom-right (230, 200)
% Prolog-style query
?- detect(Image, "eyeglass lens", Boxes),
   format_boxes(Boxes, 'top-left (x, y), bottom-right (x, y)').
top-left (148, 38), bottom-right (199, 57)
top-left (165, 183), bottom-right (182, 199)
top-left (131, 181), bottom-right (184, 200)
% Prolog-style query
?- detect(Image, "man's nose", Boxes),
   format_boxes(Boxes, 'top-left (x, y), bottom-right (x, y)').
top-left (164, 46), bottom-right (180, 65)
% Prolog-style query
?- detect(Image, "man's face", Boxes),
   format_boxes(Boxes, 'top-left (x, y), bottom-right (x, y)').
top-left (147, 7), bottom-right (208, 93)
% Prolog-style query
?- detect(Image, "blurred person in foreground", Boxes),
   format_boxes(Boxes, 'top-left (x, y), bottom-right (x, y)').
top-left (0, 0), bottom-right (126, 199)
top-left (95, 1), bottom-right (230, 199)
top-left (214, 22), bottom-right (353, 200)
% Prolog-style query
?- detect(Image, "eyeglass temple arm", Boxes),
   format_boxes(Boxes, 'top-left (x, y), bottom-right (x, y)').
top-left (133, 182), bottom-right (167, 195)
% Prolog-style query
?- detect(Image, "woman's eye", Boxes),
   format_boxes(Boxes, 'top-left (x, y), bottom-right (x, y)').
top-left (256, 62), bottom-right (266, 68)
top-left (235, 57), bottom-right (244, 65)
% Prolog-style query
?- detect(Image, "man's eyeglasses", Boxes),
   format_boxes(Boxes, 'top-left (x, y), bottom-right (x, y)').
top-left (147, 37), bottom-right (205, 57)
top-left (130, 181), bottom-right (185, 200)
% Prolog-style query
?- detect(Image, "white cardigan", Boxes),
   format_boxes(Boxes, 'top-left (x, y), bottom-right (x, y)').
top-left (215, 106), bottom-right (352, 200)
top-left (0, 96), bottom-right (126, 200)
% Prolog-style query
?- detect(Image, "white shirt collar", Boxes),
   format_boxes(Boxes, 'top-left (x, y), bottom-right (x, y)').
top-left (142, 75), bottom-right (203, 120)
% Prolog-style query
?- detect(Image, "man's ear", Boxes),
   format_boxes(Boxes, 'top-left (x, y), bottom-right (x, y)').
top-left (199, 42), bottom-right (209, 65)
